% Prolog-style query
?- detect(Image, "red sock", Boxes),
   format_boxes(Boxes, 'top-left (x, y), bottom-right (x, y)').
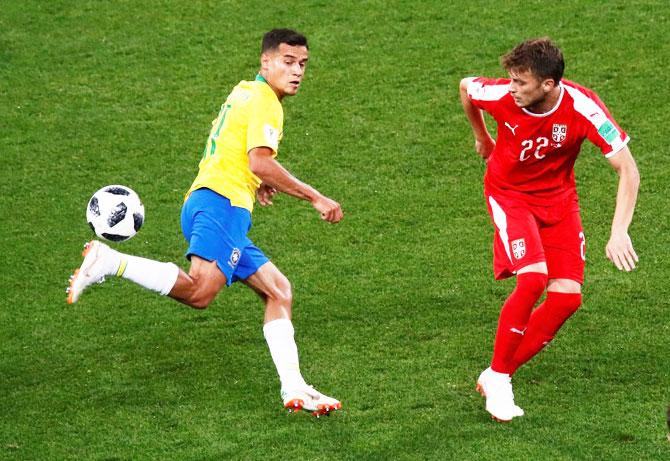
top-left (490, 272), bottom-right (547, 374)
top-left (509, 292), bottom-right (582, 375)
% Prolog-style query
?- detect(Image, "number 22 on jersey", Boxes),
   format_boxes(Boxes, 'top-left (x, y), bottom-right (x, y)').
top-left (519, 137), bottom-right (550, 161)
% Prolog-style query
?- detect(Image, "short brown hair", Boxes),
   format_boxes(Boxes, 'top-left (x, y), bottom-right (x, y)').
top-left (502, 38), bottom-right (564, 83)
top-left (261, 29), bottom-right (308, 53)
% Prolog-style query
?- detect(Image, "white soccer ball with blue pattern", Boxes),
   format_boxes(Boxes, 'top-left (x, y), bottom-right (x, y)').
top-left (86, 185), bottom-right (144, 242)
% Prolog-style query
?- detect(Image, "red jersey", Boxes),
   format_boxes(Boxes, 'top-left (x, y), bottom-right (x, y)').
top-left (467, 77), bottom-right (629, 206)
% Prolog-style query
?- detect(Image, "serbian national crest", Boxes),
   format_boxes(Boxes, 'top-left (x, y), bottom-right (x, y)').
top-left (552, 124), bottom-right (567, 143)
top-left (511, 238), bottom-right (526, 260)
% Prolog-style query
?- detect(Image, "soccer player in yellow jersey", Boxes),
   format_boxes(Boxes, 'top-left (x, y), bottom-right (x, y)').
top-left (67, 29), bottom-right (343, 416)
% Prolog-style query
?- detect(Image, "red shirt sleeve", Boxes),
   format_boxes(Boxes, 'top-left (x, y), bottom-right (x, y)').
top-left (467, 77), bottom-right (511, 119)
top-left (562, 80), bottom-right (629, 157)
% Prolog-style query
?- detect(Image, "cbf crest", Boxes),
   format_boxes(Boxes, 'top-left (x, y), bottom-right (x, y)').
top-left (552, 124), bottom-right (567, 143)
top-left (228, 248), bottom-right (241, 269)
top-left (511, 238), bottom-right (526, 260)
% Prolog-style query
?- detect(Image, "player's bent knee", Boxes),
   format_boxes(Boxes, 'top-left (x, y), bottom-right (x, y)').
top-left (179, 262), bottom-right (227, 309)
top-left (247, 263), bottom-right (293, 306)
top-left (271, 275), bottom-right (292, 304)
top-left (517, 272), bottom-right (548, 298)
top-left (187, 281), bottom-right (223, 310)
top-left (259, 270), bottom-right (292, 305)
top-left (188, 296), bottom-right (213, 310)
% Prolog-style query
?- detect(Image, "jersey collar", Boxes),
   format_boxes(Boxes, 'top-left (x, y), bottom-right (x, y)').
top-left (254, 73), bottom-right (282, 102)
top-left (521, 84), bottom-right (565, 118)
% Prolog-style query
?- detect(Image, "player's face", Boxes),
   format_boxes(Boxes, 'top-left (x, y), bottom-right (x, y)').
top-left (261, 43), bottom-right (309, 100)
top-left (507, 69), bottom-right (555, 112)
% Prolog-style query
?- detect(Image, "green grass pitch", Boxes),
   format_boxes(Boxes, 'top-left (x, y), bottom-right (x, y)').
top-left (1, 0), bottom-right (669, 459)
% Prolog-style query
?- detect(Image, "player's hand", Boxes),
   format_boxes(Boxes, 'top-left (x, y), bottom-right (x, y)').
top-left (475, 136), bottom-right (495, 160)
top-left (312, 195), bottom-right (343, 223)
top-left (257, 183), bottom-right (277, 206)
top-left (606, 230), bottom-right (638, 271)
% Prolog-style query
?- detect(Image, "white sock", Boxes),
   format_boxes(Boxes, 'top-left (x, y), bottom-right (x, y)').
top-left (263, 318), bottom-right (307, 390)
top-left (116, 253), bottom-right (179, 295)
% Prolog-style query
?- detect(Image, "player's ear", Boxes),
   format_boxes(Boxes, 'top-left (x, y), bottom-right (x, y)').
top-left (260, 52), bottom-right (271, 72)
top-left (541, 78), bottom-right (556, 92)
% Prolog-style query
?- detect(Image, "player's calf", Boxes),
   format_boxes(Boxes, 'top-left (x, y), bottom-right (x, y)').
top-left (509, 292), bottom-right (582, 373)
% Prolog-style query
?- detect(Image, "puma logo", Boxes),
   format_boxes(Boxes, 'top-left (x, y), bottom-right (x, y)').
top-left (504, 122), bottom-right (519, 135)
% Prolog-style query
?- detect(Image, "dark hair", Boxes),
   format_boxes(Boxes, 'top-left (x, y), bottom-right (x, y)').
top-left (261, 29), bottom-right (308, 53)
top-left (502, 37), bottom-right (564, 83)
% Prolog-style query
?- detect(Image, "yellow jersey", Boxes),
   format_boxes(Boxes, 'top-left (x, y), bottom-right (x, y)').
top-left (186, 74), bottom-right (283, 212)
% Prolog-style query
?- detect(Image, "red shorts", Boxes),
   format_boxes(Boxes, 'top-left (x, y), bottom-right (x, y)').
top-left (485, 193), bottom-right (585, 283)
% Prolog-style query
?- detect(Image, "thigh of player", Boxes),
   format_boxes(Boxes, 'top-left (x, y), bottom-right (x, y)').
top-left (540, 209), bottom-right (585, 285)
top-left (181, 188), bottom-right (260, 286)
top-left (486, 194), bottom-right (545, 280)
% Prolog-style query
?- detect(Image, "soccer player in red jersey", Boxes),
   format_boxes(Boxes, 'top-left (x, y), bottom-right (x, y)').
top-left (460, 38), bottom-right (640, 422)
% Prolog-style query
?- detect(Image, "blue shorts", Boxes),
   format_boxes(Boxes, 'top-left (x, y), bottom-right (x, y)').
top-left (180, 188), bottom-right (269, 286)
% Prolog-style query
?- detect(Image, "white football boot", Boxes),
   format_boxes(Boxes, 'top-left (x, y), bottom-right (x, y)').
top-left (281, 384), bottom-right (342, 417)
top-left (67, 240), bottom-right (120, 304)
top-left (476, 367), bottom-right (524, 422)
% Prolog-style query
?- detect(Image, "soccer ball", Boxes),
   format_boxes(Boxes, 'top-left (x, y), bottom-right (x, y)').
top-left (86, 185), bottom-right (144, 242)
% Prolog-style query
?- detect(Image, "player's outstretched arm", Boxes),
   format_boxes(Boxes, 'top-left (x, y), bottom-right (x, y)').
top-left (249, 147), bottom-right (343, 223)
top-left (459, 77), bottom-right (495, 159)
top-left (605, 146), bottom-right (640, 271)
